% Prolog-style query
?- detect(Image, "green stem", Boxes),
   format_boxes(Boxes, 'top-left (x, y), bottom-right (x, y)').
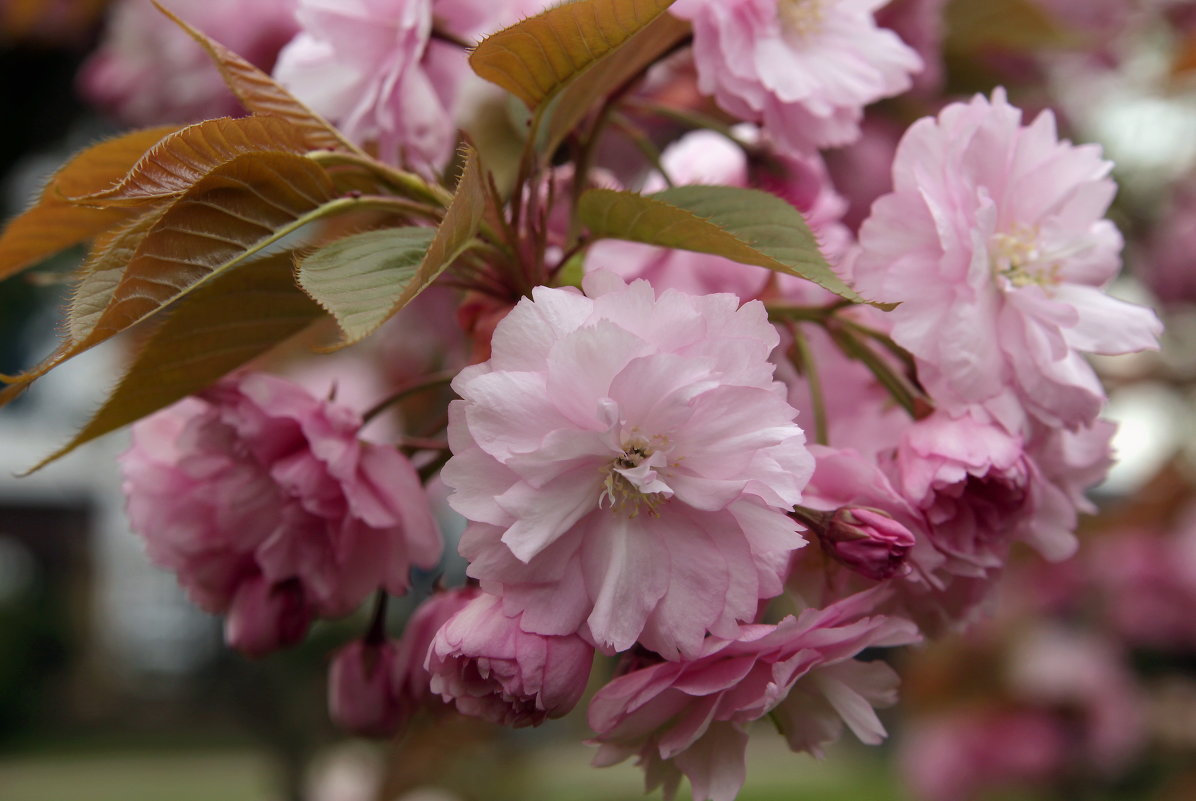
top-left (361, 369), bottom-right (458, 424)
top-left (622, 100), bottom-right (748, 147)
top-left (838, 317), bottom-right (919, 377)
top-left (788, 324), bottom-right (829, 446)
top-left (610, 112), bottom-right (674, 187)
top-left (828, 324), bottom-right (919, 417)
top-left (307, 151), bottom-right (453, 207)
top-left (767, 300), bottom-right (852, 325)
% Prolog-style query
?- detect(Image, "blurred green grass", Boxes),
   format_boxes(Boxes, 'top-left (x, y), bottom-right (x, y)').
top-left (0, 750), bottom-right (271, 801)
top-left (0, 736), bottom-right (911, 801)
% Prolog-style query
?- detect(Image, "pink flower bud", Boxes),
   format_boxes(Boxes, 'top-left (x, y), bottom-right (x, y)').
top-left (224, 576), bottom-right (312, 657)
top-left (821, 507), bottom-right (916, 581)
top-left (328, 640), bottom-right (406, 738)
top-left (426, 593), bottom-right (594, 728)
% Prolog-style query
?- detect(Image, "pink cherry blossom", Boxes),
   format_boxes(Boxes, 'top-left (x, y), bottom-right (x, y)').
top-left (274, 0), bottom-right (539, 170)
top-left (588, 590), bottom-right (918, 801)
top-left (79, 0), bottom-right (298, 126)
top-left (875, 0), bottom-right (948, 95)
top-left (795, 444), bottom-right (995, 636)
top-left (670, 0), bottom-right (922, 155)
top-left (894, 407), bottom-right (1077, 570)
top-left (427, 591), bottom-right (594, 727)
top-left (854, 89), bottom-right (1162, 430)
top-left (120, 373), bottom-right (442, 653)
top-left (443, 273), bottom-right (813, 659)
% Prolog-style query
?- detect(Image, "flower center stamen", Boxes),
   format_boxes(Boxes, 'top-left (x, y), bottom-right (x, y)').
top-left (599, 439), bottom-right (669, 518)
top-left (989, 224), bottom-right (1064, 290)
top-left (778, 0), bottom-right (827, 39)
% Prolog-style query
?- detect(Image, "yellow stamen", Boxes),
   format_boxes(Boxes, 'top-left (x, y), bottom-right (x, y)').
top-left (778, 0), bottom-right (826, 39)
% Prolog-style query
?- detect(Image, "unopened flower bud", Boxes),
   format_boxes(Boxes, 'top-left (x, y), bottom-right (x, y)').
top-left (224, 576), bottom-right (312, 657)
top-left (821, 507), bottom-right (916, 581)
top-left (328, 640), bottom-right (406, 738)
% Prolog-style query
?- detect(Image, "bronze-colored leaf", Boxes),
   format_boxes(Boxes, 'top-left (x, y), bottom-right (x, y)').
top-left (73, 116), bottom-right (310, 206)
top-left (27, 252), bottom-right (324, 472)
top-left (540, 11), bottom-right (689, 156)
top-left (152, 0), bottom-right (360, 153)
top-left (0, 125), bottom-right (178, 280)
top-left (0, 151), bottom-right (337, 401)
top-left (469, 0), bottom-right (677, 110)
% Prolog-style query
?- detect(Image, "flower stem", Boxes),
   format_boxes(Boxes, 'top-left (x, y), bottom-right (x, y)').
top-left (362, 370), bottom-right (458, 425)
top-left (787, 324), bottom-right (829, 446)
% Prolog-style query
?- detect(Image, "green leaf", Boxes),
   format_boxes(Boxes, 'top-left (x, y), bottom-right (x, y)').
top-left (578, 185), bottom-right (869, 304)
top-left (27, 252), bottom-right (325, 472)
top-left (0, 151), bottom-right (337, 401)
top-left (298, 148), bottom-right (488, 344)
top-left (469, 0), bottom-right (677, 111)
top-left (0, 125), bottom-right (178, 280)
top-left (540, 11), bottom-right (689, 156)
top-left (152, 0), bottom-right (360, 153)
top-left (71, 116), bottom-right (310, 206)
top-left (297, 227), bottom-right (436, 343)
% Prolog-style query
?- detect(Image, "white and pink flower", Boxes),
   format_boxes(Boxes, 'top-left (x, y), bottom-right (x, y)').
top-left (274, 0), bottom-right (541, 170)
top-left (80, 0), bottom-right (298, 126)
top-left (588, 590), bottom-right (919, 801)
top-left (443, 273), bottom-right (813, 659)
top-left (854, 89), bottom-right (1161, 431)
top-left (120, 373), bottom-right (442, 653)
top-left (670, 0), bottom-right (922, 155)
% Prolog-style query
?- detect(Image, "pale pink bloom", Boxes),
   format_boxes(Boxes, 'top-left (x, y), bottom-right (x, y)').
top-left (588, 127), bottom-right (850, 300)
top-left (588, 591), bottom-right (919, 801)
top-left (854, 89), bottom-right (1162, 430)
top-left (795, 445), bottom-right (996, 636)
top-left (79, 0), bottom-right (298, 126)
top-left (274, 0), bottom-right (537, 170)
top-left (901, 708), bottom-right (1068, 801)
top-left (426, 591), bottom-right (594, 727)
top-left (443, 273), bottom-right (813, 659)
top-left (670, 0), bottom-right (921, 155)
top-left (329, 639), bottom-right (406, 737)
top-left (894, 407), bottom-right (1079, 569)
top-left (120, 373), bottom-right (442, 653)
top-left (875, 0), bottom-right (948, 95)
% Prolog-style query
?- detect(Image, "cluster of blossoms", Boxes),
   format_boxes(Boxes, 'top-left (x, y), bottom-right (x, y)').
top-left (19, 0), bottom-right (1177, 799)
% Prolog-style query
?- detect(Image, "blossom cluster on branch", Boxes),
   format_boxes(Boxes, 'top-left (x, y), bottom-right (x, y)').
top-left (0, 0), bottom-right (1178, 799)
